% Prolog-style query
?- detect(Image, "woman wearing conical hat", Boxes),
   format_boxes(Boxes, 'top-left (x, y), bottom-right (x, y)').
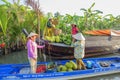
top-left (71, 33), bottom-right (86, 70)
top-left (27, 32), bottom-right (45, 73)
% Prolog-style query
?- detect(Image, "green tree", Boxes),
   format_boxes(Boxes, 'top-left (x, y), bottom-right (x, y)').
top-left (80, 3), bottom-right (103, 30)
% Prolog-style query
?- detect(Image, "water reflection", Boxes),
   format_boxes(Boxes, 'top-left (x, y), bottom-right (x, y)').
top-left (80, 73), bottom-right (120, 80)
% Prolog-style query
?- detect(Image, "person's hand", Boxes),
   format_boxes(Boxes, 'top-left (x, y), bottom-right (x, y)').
top-left (41, 45), bottom-right (45, 49)
top-left (38, 45), bottom-right (45, 49)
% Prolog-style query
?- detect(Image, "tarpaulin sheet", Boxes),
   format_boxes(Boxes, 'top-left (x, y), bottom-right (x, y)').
top-left (84, 29), bottom-right (120, 36)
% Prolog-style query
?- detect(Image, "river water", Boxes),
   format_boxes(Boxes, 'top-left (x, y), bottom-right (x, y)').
top-left (0, 50), bottom-right (120, 80)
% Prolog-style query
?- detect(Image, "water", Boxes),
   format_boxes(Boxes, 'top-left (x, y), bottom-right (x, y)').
top-left (81, 73), bottom-right (120, 80)
top-left (0, 50), bottom-right (49, 64)
top-left (0, 50), bottom-right (28, 64)
top-left (0, 49), bottom-right (120, 80)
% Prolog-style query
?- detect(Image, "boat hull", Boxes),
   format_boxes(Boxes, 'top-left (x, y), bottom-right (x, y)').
top-left (44, 36), bottom-right (120, 59)
top-left (0, 57), bottom-right (120, 80)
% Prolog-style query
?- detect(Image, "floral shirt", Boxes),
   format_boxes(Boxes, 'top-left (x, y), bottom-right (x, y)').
top-left (71, 40), bottom-right (85, 59)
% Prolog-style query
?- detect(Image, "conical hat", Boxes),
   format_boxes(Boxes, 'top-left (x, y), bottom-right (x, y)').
top-left (27, 32), bottom-right (38, 38)
top-left (72, 33), bottom-right (85, 40)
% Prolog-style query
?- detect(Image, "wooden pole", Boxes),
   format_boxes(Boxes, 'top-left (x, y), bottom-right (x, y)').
top-left (37, 0), bottom-right (42, 60)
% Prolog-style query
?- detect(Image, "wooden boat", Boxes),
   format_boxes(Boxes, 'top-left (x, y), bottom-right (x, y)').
top-left (0, 57), bottom-right (120, 80)
top-left (44, 36), bottom-right (120, 60)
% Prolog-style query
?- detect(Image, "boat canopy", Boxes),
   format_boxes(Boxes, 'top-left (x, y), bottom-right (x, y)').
top-left (84, 29), bottom-right (120, 36)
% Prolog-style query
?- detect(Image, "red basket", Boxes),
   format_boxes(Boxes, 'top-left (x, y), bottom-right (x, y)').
top-left (36, 64), bottom-right (46, 73)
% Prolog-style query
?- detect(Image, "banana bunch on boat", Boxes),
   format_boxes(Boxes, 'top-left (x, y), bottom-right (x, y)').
top-left (44, 34), bottom-right (72, 45)
top-left (59, 34), bottom-right (72, 45)
top-left (44, 36), bottom-right (60, 43)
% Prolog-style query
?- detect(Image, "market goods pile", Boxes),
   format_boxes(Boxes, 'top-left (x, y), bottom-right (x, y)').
top-left (44, 34), bottom-right (72, 45)
top-left (57, 60), bottom-right (77, 72)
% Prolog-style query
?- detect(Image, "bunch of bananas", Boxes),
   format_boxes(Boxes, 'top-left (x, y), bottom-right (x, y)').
top-left (44, 33), bottom-right (72, 45)
top-left (44, 36), bottom-right (60, 43)
top-left (59, 34), bottom-right (72, 45)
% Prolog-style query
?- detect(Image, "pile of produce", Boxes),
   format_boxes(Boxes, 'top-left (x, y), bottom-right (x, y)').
top-left (36, 64), bottom-right (46, 73)
top-left (44, 33), bottom-right (72, 45)
top-left (36, 61), bottom-right (78, 73)
top-left (47, 62), bottom-right (56, 69)
top-left (44, 36), bottom-right (60, 43)
top-left (59, 34), bottom-right (72, 45)
top-left (45, 62), bottom-right (57, 73)
top-left (57, 60), bottom-right (77, 72)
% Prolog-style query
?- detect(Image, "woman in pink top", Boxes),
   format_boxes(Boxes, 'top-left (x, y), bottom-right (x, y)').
top-left (27, 32), bottom-right (45, 73)
top-left (71, 24), bottom-right (79, 43)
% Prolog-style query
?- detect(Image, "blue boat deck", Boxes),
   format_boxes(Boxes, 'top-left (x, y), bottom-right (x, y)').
top-left (0, 57), bottom-right (120, 80)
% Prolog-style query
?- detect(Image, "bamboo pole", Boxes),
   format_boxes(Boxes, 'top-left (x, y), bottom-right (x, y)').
top-left (26, 0), bottom-right (43, 61)
top-left (37, 0), bottom-right (42, 60)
